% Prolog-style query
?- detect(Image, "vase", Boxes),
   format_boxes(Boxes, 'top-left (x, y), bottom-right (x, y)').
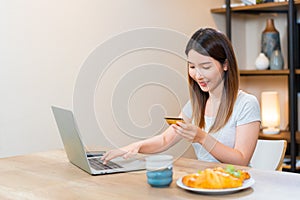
top-left (270, 49), bottom-right (284, 70)
top-left (255, 53), bottom-right (269, 70)
top-left (261, 19), bottom-right (281, 65)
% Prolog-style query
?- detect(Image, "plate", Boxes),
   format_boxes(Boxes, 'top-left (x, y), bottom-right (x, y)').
top-left (176, 177), bottom-right (255, 195)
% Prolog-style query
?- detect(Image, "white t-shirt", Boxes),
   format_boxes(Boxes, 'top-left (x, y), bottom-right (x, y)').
top-left (182, 90), bottom-right (261, 163)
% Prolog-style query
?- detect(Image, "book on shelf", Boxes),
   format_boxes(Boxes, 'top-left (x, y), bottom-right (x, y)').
top-left (222, 3), bottom-right (246, 8)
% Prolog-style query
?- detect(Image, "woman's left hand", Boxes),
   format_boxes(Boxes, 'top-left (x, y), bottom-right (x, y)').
top-left (171, 122), bottom-right (206, 144)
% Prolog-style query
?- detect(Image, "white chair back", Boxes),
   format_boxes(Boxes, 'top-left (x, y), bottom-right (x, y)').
top-left (250, 139), bottom-right (287, 171)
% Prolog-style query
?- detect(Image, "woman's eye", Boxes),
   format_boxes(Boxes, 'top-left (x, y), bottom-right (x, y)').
top-left (202, 65), bottom-right (211, 70)
top-left (189, 65), bottom-right (195, 69)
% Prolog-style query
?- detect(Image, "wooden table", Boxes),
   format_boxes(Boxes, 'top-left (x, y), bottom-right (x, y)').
top-left (0, 150), bottom-right (300, 199)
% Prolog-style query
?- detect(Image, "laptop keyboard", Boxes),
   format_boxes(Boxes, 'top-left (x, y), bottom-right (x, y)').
top-left (88, 157), bottom-right (123, 170)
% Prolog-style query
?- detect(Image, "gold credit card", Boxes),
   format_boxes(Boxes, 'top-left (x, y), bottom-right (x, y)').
top-left (164, 117), bottom-right (184, 125)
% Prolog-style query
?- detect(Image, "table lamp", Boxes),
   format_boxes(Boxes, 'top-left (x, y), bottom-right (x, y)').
top-left (261, 91), bottom-right (280, 134)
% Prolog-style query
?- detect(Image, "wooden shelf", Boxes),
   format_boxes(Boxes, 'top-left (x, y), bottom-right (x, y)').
top-left (239, 69), bottom-right (289, 76)
top-left (239, 69), bottom-right (300, 76)
top-left (211, 1), bottom-right (300, 13)
top-left (259, 130), bottom-right (300, 144)
top-left (282, 165), bottom-right (300, 171)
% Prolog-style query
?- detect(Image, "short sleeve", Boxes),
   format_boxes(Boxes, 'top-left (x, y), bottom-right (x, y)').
top-left (235, 92), bottom-right (261, 126)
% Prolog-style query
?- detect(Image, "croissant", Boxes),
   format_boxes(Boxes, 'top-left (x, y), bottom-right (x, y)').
top-left (182, 167), bottom-right (250, 189)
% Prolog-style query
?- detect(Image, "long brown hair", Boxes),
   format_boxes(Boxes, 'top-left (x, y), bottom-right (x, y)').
top-left (185, 28), bottom-right (239, 133)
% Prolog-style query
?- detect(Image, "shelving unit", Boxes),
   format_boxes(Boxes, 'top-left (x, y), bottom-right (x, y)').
top-left (211, 1), bottom-right (300, 13)
top-left (240, 69), bottom-right (300, 75)
top-left (240, 69), bottom-right (289, 76)
top-left (211, 1), bottom-right (299, 172)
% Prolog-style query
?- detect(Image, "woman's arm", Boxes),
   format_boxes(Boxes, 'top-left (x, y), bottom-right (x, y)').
top-left (205, 121), bottom-right (260, 165)
top-left (137, 127), bottom-right (181, 154)
top-left (173, 120), bottom-right (260, 166)
top-left (101, 113), bottom-right (188, 164)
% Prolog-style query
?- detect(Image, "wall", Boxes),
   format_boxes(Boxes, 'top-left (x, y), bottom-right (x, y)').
top-left (0, 0), bottom-right (224, 157)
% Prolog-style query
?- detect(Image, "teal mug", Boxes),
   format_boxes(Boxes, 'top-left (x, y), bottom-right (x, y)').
top-left (145, 155), bottom-right (173, 187)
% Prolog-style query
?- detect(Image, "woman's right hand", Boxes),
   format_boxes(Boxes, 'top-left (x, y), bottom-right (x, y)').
top-left (101, 142), bottom-right (142, 164)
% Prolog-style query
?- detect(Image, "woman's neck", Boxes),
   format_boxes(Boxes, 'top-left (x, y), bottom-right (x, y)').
top-left (206, 86), bottom-right (223, 117)
top-left (205, 97), bottom-right (221, 117)
top-left (209, 77), bottom-right (224, 101)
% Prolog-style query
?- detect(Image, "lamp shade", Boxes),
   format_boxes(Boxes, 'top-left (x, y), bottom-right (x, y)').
top-left (261, 91), bottom-right (280, 134)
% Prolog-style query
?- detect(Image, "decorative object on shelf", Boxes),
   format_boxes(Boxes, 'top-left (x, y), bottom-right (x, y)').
top-left (270, 49), bottom-right (284, 70)
top-left (241, 0), bottom-right (256, 5)
top-left (255, 53), bottom-right (269, 70)
top-left (256, 0), bottom-right (274, 4)
top-left (261, 91), bottom-right (280, 134)
top-left (221, 3), bottom-right (245, 8)
top-left (261, 18), bottom-right (281, 67)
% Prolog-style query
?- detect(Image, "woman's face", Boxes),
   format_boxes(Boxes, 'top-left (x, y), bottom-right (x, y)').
top-left (187, 49), bottom-right (226, 93)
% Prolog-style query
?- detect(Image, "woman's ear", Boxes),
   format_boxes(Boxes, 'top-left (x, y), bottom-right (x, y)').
top-left (223, 59), bottom-right (228, 71)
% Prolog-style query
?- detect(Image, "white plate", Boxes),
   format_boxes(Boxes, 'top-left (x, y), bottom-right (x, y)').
top-left (176, 177), bottom-right (255, 195)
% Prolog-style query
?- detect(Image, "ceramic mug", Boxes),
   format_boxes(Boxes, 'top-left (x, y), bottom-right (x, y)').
top-left (145, 155), bottom-right (173, 187)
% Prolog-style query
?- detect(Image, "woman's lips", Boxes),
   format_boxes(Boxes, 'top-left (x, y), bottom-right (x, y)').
top-left (199, 81), bottom-right (208, 87)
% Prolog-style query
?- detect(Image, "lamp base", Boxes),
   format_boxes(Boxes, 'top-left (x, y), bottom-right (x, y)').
top-left (262, 128), bottom-right (280, 134)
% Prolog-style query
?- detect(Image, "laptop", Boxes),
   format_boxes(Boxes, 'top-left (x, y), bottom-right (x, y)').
top-left (51, 106), bottom-right (145, 175)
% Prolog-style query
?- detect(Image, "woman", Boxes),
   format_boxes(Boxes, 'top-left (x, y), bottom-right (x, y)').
top-left (102, 28), bottom-right (261, 166)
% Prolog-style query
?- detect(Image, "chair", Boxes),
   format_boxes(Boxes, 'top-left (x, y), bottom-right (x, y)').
top-left (250, 139), bottom-right (287, 171)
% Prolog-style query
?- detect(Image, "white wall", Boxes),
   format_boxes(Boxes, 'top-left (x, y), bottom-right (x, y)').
top-left (0, 0), bottom-right (224, 157)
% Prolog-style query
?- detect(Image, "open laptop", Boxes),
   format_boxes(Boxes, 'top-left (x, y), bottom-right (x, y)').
top-left (51, 106), bottom-right (145, 175)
